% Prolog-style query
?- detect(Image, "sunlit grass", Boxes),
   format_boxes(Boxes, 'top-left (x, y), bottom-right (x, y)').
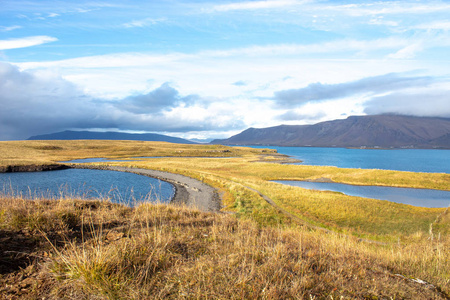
top-left (254, 179), bottom-right (447, 240)
top-left (100, 157), bottom-right (448, 240)
top-left (1, 140), bottom-right (449, 298)
top-left (0, 140), bottom-right (275, 167)
top-left (1, 195), bottom-right (448, 299)
top-left (1, 140), bottom-right (447, 239)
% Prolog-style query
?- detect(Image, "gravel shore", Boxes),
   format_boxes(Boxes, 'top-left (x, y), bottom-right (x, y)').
top-left (70, 165), bottom-right (221, 212)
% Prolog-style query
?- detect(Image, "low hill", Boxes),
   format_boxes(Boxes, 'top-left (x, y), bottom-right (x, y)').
top-left (28, 130), bottom-right (196, 144)
top-left (212, 115), bottom-right (450, 149)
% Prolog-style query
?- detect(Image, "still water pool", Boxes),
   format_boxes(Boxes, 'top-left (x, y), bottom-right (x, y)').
top-left (0, 169), bottom-right (174, 206)
top-left (274, 180), bottom-right (450, 208)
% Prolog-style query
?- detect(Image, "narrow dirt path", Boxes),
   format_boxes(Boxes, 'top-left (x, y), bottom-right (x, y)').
top-left (243, 185), bottom-right (331, 231)
top-left (243, 184), bottom-right (387, 245)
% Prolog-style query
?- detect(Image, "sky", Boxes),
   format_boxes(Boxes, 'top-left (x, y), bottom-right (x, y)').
top-left (1, 0), bottom-right (449, 141)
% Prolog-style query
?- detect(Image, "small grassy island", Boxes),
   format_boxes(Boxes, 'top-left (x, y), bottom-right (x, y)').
top-left (0, 140), bottom-right (449, 299)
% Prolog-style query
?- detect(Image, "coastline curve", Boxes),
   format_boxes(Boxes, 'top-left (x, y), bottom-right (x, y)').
top-left (70, 165), bottom-right (221, 212)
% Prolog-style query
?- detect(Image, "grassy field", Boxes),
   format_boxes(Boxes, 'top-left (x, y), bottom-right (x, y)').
top-left (0, 140), bottom-right (276, 166)
top-left (1, 196), bottom-right (449, 299)
top-left (0, 140), bottom-right (449, 299)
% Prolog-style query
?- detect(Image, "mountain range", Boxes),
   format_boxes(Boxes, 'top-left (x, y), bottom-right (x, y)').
top-left (28, 130), bottom-right (197, 144)
top-left (212, 115), bottom-right (450, 149)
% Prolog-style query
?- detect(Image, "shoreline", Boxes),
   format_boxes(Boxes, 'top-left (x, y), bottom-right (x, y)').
top-left (0, 164), bottom-right (221, 212)
top-left (71, 165), bottom-right (221, 212)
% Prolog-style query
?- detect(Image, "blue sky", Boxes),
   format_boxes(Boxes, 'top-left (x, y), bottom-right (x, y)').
top-left (1, 0), bottom-right (449, 140)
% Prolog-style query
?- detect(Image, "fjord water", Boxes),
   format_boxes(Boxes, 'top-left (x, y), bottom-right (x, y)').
top-left (274, 180), bottom-right (450, 208)
top-left (0, 169), bottom-right (174, 206)
top-left (251, 146), bottom-right (450, 207)
top-left (250, 146), bottom-right (450, 173)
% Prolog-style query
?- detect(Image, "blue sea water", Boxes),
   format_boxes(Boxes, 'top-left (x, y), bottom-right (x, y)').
top-left (248, 146), bottom-right (450, 174)
top-left (0, 169), bottom-right (174, 206)
top-left (274, 180), bottom-right (450, 208)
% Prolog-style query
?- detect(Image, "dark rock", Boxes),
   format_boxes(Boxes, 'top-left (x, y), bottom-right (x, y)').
top-left (0, 164), bottom-right (69, 173)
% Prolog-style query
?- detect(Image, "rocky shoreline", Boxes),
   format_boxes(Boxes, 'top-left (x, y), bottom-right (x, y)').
top-left (0, 164), bottom-right (69, 173)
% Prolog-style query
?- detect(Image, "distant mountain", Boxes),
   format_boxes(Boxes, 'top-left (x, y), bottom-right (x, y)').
top-left (189, 138), bottom-right (215, 144)
top-left (211, 115), bottom-right (450, 149)
top-left (28, 130), bottom-right (197, 144)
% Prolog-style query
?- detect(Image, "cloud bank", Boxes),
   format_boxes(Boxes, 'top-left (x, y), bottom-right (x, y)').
top-left (0, 62), bottom-right (243, 140)
top-left (1, 60), bottom-right (448, 141)
top-left (273, 73), bottom-right (437, 108)
top-left (364, 92), bottom-right (450, 118)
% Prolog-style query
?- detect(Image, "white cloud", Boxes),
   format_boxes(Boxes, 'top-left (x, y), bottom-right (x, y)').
top-left (14, 37), bottom-right (429, 102)
top-left (1, 0), bottom-right (449, 141)
top-left (123, 17), bottom-right (166, 28)
top-left (415, 21), bottom-right (450, 31)
top-left (14, 36), bottom-right (424, 75)
top-left (208, 1), bottom-right (450, 17)
top-left (199, 38), bottom-right (411, 58)
top-left (327, 2), bottom-right (450, 17)
top-left (17, 52), bottom-right (185, 70)
top-left (210, 0), bottom-right (302, 12)
top-left (0, 36), bottom-right (57, 50)
top-left (272, 73), bottom-right (436, 108)
top-left (368, 17), bottom-right (398, 27)
top-left (364, 89), bottom-right (450, 118)
top-left (387, 43), bottom-right (423, 59)
top-left (0, 25), bottom-right (22, 32)
top-left (0, 62), bottom-right (246, 140)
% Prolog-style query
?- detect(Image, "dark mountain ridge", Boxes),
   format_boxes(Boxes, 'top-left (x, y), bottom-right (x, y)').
top-left (212, 115), bottom-right (450, 149)
top-left (28, 130), bottom-right (196, 144)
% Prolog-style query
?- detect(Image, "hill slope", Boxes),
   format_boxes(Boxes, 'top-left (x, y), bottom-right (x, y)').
top-left (212, 115), bottom-right (450, 148)
top-left (28, 130), bottom-right (196, 144)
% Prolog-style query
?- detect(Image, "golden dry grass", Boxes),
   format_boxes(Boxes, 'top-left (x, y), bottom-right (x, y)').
top-left (0, 140), bottom-right (275, 166)
top-left (1, 140), bottom-right (449, 298)
top-left (106, 156), bottom-right (448, 241)
top-left (1, 196), bottom-right (449, 299)
top-left (1, 140), bottom-right (448, 239)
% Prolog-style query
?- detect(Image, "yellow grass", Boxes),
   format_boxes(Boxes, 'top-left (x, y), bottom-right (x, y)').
top-left (1, 140), bottom-right (448, 238)
top-left (1, 140), bottom-right (449, 298)
top-left (1, 196), bottom-right (449, 299)
top-left (0, 140), bottom-right (275, 166)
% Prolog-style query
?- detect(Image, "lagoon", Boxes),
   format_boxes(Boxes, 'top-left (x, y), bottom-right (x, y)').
top-left (0, 169), bottom-right (174, 206)
top-left (249, 146), bottom-right (450, 173)
top-left (274, 180), bottom-right (450, 208)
